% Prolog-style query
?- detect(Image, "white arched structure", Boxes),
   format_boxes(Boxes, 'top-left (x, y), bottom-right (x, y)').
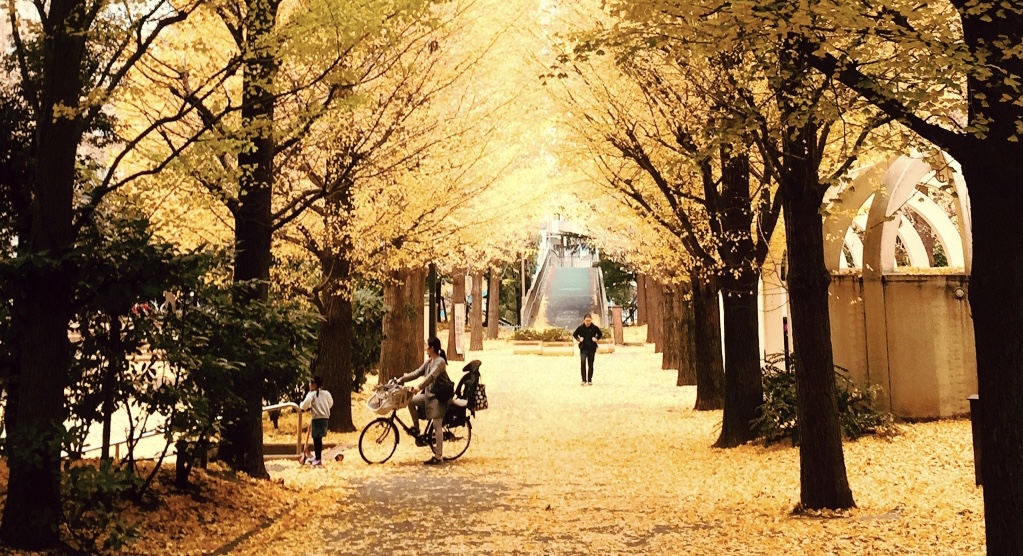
top-left (824, 155), bottom-right (972, 274)
top-left (762, 154), bottom-right (978, 419)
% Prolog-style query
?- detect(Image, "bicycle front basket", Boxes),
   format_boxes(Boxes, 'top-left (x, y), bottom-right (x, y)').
top-left (367, 384), bottom-right (412, 415)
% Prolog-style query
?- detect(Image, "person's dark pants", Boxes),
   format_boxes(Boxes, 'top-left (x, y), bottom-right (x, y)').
top-left (580, 350), bottom-right (596, 383)
top-left (311, 418), bottom-right (328, 461)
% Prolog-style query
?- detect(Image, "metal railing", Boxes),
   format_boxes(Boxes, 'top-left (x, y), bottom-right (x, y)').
top-left (75, 402), bottom-right (304, 462)
top-left (594, 266), bottom-right (610, 329)
top-left (262, 401), bottom-right (304, 459)
top-left (522, 247), bottom-right (556, 328)
top-left (80, 426), bottom-right (166, 460)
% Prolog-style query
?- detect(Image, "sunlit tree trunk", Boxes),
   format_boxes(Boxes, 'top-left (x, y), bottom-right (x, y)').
top-left (470, 271), bottom-right (484, 351)
top-left (676, 281), bottom-right (698, 386)
top-left (647, 280), bottom-right (663, 349)
top-left (661, 285), bottom-right (679, 370)
top-left (379, 267), bottom-right (427, 383)
top-left (447, 269), bottom-right (466, 361)
top-left (487, 268), bottom-right (501, 339)
top-left (636, 273), bottom-right (648, 325)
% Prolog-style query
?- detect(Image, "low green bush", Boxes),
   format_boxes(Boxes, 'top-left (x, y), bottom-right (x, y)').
top-left (510, 328), bottom-right (571, 342)
top-left (753, 353), bottom-right (898, 445)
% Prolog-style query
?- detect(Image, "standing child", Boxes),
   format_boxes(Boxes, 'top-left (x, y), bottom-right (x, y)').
top-left (300, 375), bottom-right (334, 466)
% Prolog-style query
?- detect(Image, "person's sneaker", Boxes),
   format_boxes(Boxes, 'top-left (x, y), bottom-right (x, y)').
top-left (423, 457), bottom-right (444, 465)
top-left (414, 435), bottom-right (429, 447)
top-left (581, 381), bottom-right (586, 386)
top-left (309, 459), bottom-right (322, 466)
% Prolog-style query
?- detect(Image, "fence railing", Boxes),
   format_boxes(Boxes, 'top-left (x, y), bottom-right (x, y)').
top-left (80, 426), bottom-right (166, 461)
top-left (262, 401), bottom-right (304, 459)
top-left (75, 402), bottom-right (304, 462)
top-left (594, 266), bottom-right (610, 330)
top-left (522, 247), bottom-right (556, 328)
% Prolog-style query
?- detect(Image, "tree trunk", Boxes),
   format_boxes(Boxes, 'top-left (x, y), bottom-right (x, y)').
top-left (470, 272), bottom-right (484, 351)
top-left (219, 0), bottom-right (280, 478)
top-left (784, 184), bottom-right (854, 509)
top-left (714, 146), bottom-right (765, 448)
top-left (415, 269), bottom-right (426, 356)
top-left (436, 278), bottom-right (444, 323)
top-left (692, 274), bottom-right (725, 411)
top-left (647, 280), bottom-right (664, 349)
top-left (101, 313), bottom-right (123, 461)
top-left (677, 280), bottom-right (698, 386)
top-left (636, 273), bottom-right (647, 325)
top-left (379, 267), bottom-right (427, 383)
top-left (0, 3), bottom-right (85, 545)
top-left (447, 269), bottom-right (466, 361)
top-left (961, 151), bottom-right (1023, 554)
top-left (487, 269), bottom-right (501, 339)
top-left (316, 257), bottom-right (355, 433)
top-left (217, 0), bottom-right (281, 480)
top-left (661, 285), bottom-right (679, 370)
top-left (778, 37), bottom-right (855, 510)
top-left (714, 274), bottom-right (763, 447)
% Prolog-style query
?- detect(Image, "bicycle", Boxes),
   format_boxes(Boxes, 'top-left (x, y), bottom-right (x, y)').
top-left (359, 382), bottom-right (473, 464)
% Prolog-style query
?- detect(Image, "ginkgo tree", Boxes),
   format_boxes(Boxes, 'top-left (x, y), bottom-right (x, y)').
top-left (550, 36), bottom-right (787, 441)
top-left (0, 0), bottom-right (240, 547)
top-left (605, 0), bottom-right (923, 513)
top-left (276, 0), bottom-right (521, 430)
top-left (785, 1), bottom-right (1022, 549)
top-left (116, 0), bottom-right (439, 477)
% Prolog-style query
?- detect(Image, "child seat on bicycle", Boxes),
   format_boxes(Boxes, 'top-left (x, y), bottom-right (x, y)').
top-left (446, 360), bottom-right (482, 427)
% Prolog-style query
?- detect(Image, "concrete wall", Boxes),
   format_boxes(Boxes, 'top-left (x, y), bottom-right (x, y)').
top-left (882, 275), bottom-right (976, 418)
top-left (816, 272), bottom-right (976, 419)
top-left (828, 274), bottom-right (868, 385)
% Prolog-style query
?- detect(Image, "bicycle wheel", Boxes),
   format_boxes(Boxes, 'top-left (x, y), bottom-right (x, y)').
top-left (442, 419), bottom-right (472, 461)
top-left (359, 418), bottom-right (399, 464)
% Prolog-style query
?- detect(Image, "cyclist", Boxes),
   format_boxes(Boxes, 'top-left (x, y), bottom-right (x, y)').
top-left (397, 336), bottom-right (452, 465)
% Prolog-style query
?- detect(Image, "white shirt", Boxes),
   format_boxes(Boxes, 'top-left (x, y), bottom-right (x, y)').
top-left (300, 389), bottom-right (334, 420)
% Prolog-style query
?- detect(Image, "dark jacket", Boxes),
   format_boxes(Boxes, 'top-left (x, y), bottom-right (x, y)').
top-left (573, 323), bottom-right (603, 353)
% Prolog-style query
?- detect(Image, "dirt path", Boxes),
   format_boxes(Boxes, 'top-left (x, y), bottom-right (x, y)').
top-left (233, 341), bottom-right (983, 555)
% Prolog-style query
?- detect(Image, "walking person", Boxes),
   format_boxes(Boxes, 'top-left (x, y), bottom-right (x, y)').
top-left (573, 314), bottom-right (603, 385)
top-left (398, 336), bottom-right (454, 465)
top-left (300, 375), bottom-right (334, 466)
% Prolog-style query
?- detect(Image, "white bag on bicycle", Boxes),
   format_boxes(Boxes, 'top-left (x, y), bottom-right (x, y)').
top-left (367, 383), bottom-right (412, 415)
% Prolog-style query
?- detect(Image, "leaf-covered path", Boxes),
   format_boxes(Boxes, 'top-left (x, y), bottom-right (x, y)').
top-left (238, 341), bottom-right (983, 555)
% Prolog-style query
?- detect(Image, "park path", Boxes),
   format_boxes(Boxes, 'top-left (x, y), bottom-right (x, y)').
top-left (236, 340), bottom-right (983, 556)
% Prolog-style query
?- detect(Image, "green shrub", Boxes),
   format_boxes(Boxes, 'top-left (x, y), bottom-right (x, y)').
top-left (61, 459), bottom-right (141, 553)
top-left (510, 328), bottom-right (571, 342)
top-left (753, 353), bottom-right (897, 445)
top-left (352, 286), bottom-right (385, 391)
